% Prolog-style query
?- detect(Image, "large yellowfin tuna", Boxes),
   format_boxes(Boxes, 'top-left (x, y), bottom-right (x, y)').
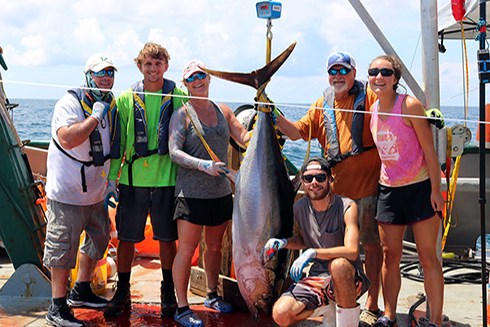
top-left (202, 43), bottom-right (301, 320)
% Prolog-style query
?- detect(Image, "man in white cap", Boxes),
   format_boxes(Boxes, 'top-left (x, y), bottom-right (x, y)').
top-left (104, 42), bottom-right (188, 318)
top-left (276, 51), bottom-right (383, 327)
top-left (43, 53), bottom-right (119, 327)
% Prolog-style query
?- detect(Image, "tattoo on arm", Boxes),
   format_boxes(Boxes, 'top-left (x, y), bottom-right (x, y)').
top-left (169, 108), bottom-right (202, 170)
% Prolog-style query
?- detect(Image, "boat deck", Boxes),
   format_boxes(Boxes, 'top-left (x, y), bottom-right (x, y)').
top-left (0, 248), bottom-right (484, 326)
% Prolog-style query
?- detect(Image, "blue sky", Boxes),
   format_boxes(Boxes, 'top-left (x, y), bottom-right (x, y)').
top-left (0, 0), bottom-right (486, 108)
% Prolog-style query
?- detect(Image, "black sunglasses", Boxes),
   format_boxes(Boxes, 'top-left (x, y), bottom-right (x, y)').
top-left (302, 173), bottom-right (328, 183)
top-left (368, 68), bottom-right (395, 77)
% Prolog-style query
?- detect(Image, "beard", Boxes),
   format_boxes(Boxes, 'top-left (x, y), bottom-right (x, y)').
top-left (331, 80), bottom-right (348, 94)
top-left (305, 184), bottom-right (330, 201)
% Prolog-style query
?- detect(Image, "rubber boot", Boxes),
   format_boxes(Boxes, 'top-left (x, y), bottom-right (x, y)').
top-left (320, 304), bottom-right (337, 327)
top-left (160, 280), bottom-right (177, 317)
top-left (335, 303), bottom-right (360, 327)
top-left (104, 282), bottom-right (131, 317)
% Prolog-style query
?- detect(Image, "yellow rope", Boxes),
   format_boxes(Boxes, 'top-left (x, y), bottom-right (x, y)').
top-left (442, 21), bottom-right (468, 250)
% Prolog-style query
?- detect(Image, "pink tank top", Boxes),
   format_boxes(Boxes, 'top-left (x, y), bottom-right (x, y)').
top-left (370, 94), bottom-right (429, 187)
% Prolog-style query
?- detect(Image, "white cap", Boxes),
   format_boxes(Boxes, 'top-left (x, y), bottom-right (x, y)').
top-left (182, 59), bottom-right (206, 79)
top-left (84, 54), bottom-right (118, 73)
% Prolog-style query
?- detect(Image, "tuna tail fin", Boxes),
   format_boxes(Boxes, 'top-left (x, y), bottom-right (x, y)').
top-left (200, 42), bottom-right (297, 90)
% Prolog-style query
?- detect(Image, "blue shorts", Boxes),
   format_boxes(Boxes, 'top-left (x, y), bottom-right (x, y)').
top-left (173, 194), bottom-right (232, 226)
top-left (376, 179), bottom-right (436, 226)
top-left (116, 185), bottom-right (177, 242)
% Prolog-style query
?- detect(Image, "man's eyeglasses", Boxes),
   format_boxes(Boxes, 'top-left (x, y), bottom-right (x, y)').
top-left (328, 67), bottom-right (350, 76)
top-left (368, 68), bottom-right (395, 77)
top-left (92, 70), bottom-right (115, 78)
top-left (302, 173), bottom-right (328, 183)
top-left (185, 72), bottom-right (207, 83)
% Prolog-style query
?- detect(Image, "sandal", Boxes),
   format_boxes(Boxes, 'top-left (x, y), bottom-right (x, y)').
top-left (204, 296), bottom-right (234, 313)
top-left (360, 309), bottom-right (384, 327)
top-left (373, 316), bottom-right (397, 327)
top-left (174, 309), bottom-right (204, 327)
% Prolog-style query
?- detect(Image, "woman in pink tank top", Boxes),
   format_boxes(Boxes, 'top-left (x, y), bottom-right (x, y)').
top-left (368, 55), bottom-right (445, 327)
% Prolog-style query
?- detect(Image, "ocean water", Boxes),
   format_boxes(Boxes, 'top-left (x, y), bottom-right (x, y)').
top-left (9, 98), bottom-right (479, 169)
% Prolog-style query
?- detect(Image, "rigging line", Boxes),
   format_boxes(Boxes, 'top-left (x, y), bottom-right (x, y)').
top-left (440, 87), bottom-right (479, 103)
top-left (1, 79), bottom-right (482, 125)
top-left (409, 33), bottom-right (421, 71)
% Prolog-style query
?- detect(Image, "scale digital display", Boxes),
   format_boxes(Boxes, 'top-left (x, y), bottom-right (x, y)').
top-left (256, 1), bottom-right (282, 19)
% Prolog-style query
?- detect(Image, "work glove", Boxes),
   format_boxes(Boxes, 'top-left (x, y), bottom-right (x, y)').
top-left (104, 180), bottom-right (119, 209)
top-left (426, 108), bottom-right (445, 129)
top-left (197, 160), bottom-right (229, 178)
top-left (264, 238), bottom-right (288, 258)
top-left (91, 101), bottom-right (110, 123)
top-left (290, 248), bottom-right (317, 282)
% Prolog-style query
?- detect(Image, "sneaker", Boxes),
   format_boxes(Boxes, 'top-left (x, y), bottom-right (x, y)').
top-left (46, 304), bottom-right (84, 327)
top-left (160, 280), bottom-right (178, 317)
top-left (67, 287), bottom-right (109, 308)
top-left (204, 295), bottom-right (234, 313)
top-left (360, 309), bottom-right (384, 327)
top-left (104, 283), bottom-right (131, 317)
top-left (373, 316), bottom-right (398, 327)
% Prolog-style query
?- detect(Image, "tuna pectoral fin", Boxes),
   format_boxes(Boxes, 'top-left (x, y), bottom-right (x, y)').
top-left (200, 42), bottom-right (297, 90)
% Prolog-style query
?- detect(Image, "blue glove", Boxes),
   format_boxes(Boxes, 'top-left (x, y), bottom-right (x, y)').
top-left (104, 180), bottom-right (119, 209)
top-left (290, 248), bottom-right (317, 282)
top-left (264, 238), bottom-right (288, 258)
top-left (91, 101), bottom-right (110, 123)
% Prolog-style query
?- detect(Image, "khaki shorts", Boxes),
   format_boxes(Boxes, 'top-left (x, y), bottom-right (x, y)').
top-left (354, 194), bottom-right (380, 245)
top-left (43, 199), bottom-right (111, 269)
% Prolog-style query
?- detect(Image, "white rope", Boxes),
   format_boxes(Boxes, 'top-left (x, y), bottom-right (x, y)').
top-left (0, 78), bottom-right (486, 126)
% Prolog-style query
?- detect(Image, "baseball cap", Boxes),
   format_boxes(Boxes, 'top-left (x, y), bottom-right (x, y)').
top-left (326, 51), bottom-right (356, 71)
top-left (301, 156), bottom-right (332, 176)
top-left (182, 59), bottom-right (206, 79)
top-left (84, 54), bottom-right (118, 73)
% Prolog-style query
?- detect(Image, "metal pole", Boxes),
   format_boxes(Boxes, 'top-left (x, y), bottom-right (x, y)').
top-left (348, 0), bottom-right (426, 104)
top-left (478, 0), bottom-right (487, 326)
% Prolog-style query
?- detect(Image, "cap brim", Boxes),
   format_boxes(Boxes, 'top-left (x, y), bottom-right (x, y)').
top-left (92, 63), bottom-right (118, 72)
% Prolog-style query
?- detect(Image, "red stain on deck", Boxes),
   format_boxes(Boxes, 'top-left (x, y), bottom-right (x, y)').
top-left (72, 304), bottom-right (281, 327)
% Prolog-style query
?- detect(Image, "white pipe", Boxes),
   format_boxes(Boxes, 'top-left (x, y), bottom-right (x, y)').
top-left (348, 0), bottom-right (426, 104)
top-left (420, 0), bottom-right (441, 110)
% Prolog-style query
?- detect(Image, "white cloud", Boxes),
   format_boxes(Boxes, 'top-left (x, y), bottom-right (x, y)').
top-left (0, 0), bottom-right (484, 107)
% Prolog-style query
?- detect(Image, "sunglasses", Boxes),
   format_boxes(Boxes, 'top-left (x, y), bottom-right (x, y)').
top-left (368, 68), bottom-right (395, 77)
top-left (185, 72), bottom-right (207, 83)
top-left (92, 70), bottom-right (115, 78)
top-left (302, 173), bottom-right (328, 183)
top-left (328, 67), bottom-right (351, 76)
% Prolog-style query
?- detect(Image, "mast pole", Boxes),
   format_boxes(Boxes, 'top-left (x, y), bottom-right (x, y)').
top-left (478, 0), bottom-right (487, 325)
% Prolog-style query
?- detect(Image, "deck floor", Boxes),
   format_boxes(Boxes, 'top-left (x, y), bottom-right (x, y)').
top-left (0, 248), bottom-right (484, 326)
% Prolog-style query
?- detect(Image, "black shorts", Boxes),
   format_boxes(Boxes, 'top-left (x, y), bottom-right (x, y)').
top-left (116, 185), bottom-right (177, 242)
top-left (173, 194), bottom-right (232, 226)
top-left (376, 179), bottom-right (435, 226)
